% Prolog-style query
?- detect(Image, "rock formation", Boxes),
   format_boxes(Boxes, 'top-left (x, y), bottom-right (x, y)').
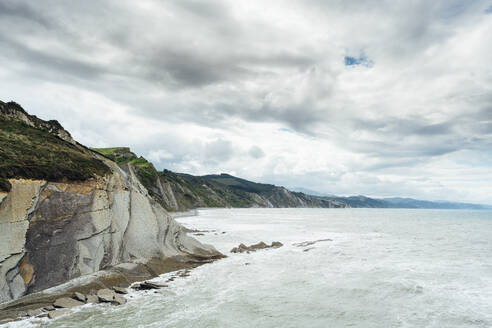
top-left (230, 241), bottom-right (283, 253)
top-left (0, 101), bottom-right (223, 305)
top-left (91, 148), bottom-right (349, 212)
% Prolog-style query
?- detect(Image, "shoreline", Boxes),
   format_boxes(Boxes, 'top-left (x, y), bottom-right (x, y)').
top-left (0, 204), bottom-right (225, 325)
top-left (169, 209), bottom-right (199, 219)
top-left (0, 254), bottom-right (224, 325)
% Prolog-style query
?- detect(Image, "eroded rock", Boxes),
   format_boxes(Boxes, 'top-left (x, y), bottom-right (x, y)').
top-left (230, 241), bottom-right (283, 253)
top-left (112, 295), bottom-right (127, 305)
top-left (132, 281), bottom-right (167, 290)
top-left (97, 289), bottom-right (115, 302)
top-left (53, 297), bottom-right (85, 308)
top-left (73, 292), bottom-right (86, 302)
top-left (48, 309), bottom-right (71, 319)
top-left (86, 294), bottom-right (99, 303)
top-left (26, 309), bottom-right (43, 317)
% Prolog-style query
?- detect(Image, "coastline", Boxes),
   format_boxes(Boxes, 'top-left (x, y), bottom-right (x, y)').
top-left (0, 247), bottom-right (225, 325)
top-left (169, 209), bottom-right (199, 219)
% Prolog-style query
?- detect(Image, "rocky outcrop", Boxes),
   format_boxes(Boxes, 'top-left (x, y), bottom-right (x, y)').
top-left (0, 102), bottom-right (223, 305)
top-left (0, 101), bottom-right (75, 145)
top-left (0, 159), bottom-right (222, 304)
top-left (230, 241), bottom-right (283, 253)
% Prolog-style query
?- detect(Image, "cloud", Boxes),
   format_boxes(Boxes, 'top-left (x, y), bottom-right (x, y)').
top-left (249, 146), bottom-right (265, 159)
top-left (0, 0), bottom-right (492, 203)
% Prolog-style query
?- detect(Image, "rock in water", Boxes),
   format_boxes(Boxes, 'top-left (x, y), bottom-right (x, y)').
top-left (86, 295), bottom-right (99, 303)
top-left (132, 281), bottom-right (167, 290)
top-left (113, 295), bottom-right (127, 305)
top-left (48, 309), bottom-right (71, 319)
top-left (97, 289), bottom-right (115, 302)
top-left (230, 241), bottom-right (283, 253)
top-left (53, 297), bottom-right (85, 308)
top-left (231, 243), bottom-right (249, 253)
top-left (73, 292), bottom-right (86, 302)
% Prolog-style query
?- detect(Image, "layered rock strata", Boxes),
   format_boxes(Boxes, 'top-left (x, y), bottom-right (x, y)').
top-left (0, 102), bottom-right (223, 306)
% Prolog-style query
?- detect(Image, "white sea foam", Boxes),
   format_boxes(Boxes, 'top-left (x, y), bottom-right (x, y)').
top-left (4, 208), bottom-right (492, 328)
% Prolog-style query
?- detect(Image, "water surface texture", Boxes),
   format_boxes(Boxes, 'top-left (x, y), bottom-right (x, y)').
top-left (12, 208), bottom-right (492, 327)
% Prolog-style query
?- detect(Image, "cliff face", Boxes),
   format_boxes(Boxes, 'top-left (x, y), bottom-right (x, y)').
top-left (158, 173), bottom-right (348, 211)
top-left (91, 148), bottom-right (348, 211)
top-left (0, 102), bottom-right (222, 304)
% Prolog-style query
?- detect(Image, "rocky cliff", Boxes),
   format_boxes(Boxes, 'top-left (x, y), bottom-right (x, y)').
top-left (92, 148), bottom-right (348, 211)
top-left (0, 101), bottom-right (222, 304)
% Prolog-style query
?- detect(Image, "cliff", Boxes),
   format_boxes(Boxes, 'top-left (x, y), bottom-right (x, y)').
top-left (0, 101), bottom-right (223, 305)
top-left (91, 148), bottom-right (348, 211)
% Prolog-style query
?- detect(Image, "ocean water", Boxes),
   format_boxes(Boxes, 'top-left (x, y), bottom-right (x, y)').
top-left (8, 208), bottom-right (492, 328)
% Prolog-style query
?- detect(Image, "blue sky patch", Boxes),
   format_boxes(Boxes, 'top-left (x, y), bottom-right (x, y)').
top-left (344, 54), bottom-right (372, 67)
top-left (485, 5), bottom-right (492, 13)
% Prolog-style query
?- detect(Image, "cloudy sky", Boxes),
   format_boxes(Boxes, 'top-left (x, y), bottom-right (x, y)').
top-left (1, 0), bottom-right (492, 204)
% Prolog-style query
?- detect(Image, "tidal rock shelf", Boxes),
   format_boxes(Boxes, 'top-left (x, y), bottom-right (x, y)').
top-left (230, 241), bottom-right (283, 254)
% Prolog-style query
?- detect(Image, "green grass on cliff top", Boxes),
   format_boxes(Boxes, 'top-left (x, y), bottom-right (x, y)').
top-left (0, 118), bottom-right (109, 192)
top-left (91, 147), bottom-right (159, 196)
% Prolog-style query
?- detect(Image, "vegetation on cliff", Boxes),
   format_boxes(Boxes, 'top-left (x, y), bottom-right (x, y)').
top-left (160, 170), bottom-right (257, 208)
top-left (91, 147), bottom-right (348, 211)
top-left (0, 102), bottom-right (109, 192)
top-left (91, 148), bottom-right (252, 209)
top-left (92, 147), bottom-right (161, 200)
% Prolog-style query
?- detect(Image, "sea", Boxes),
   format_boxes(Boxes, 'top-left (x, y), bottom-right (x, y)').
top-left (7, 208), bottom-right (492, 328)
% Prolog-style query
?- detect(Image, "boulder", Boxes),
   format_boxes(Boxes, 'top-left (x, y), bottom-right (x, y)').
top-left (271, 241), bottom-right (283, 248)
top-left (231, 243), bottom-right (248, 253)
top-left (26, 309), bottom-right (43, 317)
top-left (250, 241), bottom-right (268, 250)
top-left (113, 295), bottom-right (127, 305)
top-left (86, 295), bottom-right (99, 303)
top-left (53, 297), bottom-right (85, 308)
top-left (73, 291), bottom-right (86, 302)
top-left (48, 309), bottom-right (71, 319)
top-left (97, 289), bottom-right (115, 302)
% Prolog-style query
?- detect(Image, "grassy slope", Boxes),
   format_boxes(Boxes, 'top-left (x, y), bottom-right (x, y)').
top-left (0, 117), bottom-right (109, 192)
top-left (91, 147), bottom-right (160, 198)
top-left (92, 148), bottom-right (259, 210)
top-left (203, 174), bottom-right (277, 194)
top-left (161, 170), bottom-right (255, 208)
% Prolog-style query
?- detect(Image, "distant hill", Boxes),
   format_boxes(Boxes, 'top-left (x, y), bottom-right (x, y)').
top-left (324, 195), bottom-right (491, 210)
top-left (332, 195), bottom-right (389, 208)
top-left (381, 197), bottom-right (491, 210)
top-left (290, 187), bottom-right (335, 197)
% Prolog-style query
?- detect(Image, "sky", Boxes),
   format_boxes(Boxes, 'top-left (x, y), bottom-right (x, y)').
top-left (1, 0), bottom-right (492, 204)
